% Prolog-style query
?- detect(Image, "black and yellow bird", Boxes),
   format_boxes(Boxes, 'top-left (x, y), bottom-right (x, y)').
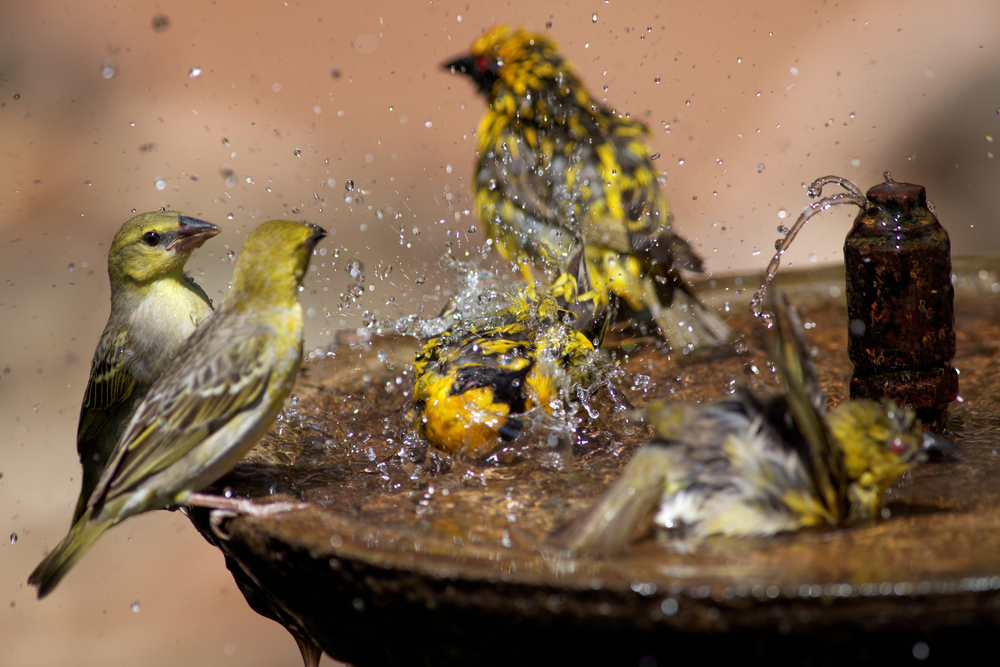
top-left (444, 24), bottom-right (733, 352)
top-left (551, 297), bottom-right (953, 555)
top-left (412, 283), bottom-right (603, 457)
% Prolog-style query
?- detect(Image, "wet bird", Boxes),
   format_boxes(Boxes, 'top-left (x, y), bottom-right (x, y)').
top-left (73, 211), bottom-right (220, 523)
top-left (551, 297), bottom-right (952, 555)
top-left (444, 24), bottom-right (733, 352)
top-left (413, 283), bottom-right (604, 457)
top-left (29, 220), bottom-right (325, 598)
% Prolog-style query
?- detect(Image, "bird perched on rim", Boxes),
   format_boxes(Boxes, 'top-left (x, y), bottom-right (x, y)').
top-left (413, 282), bottom-right (604, 457)
top-left (444, 24), bottom-right (733, 352)
top-left (29, 219), bottom-right (325, 598)
top-left (72, 210), bottom-right (220, 525)
top-left (550, 297), bottom-right (953, 555)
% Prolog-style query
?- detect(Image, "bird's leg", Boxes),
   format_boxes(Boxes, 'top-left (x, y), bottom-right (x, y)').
top-left (184, 493), bottom-right (311, 541)
top-left (185, 492), bottom-right (311, 515)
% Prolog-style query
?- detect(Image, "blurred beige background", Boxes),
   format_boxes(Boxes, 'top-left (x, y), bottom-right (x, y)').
top-left (2, 1), bottom-right (998, 665)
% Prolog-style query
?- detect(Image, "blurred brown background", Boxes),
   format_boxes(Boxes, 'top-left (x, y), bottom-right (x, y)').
top-left (2, 1), bottom-right (998, 665)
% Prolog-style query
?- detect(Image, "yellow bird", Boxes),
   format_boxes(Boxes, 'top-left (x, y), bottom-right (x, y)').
top-left (413, 283), bottom-right (603, 457)
top-left (444, 25), bottom-right (733, 352)
top-left (29, 220), bottom-right (325, 598)
top-left (551, 297), bottom-right (952, 554)
top-left (73, 211), bottom-right (220, 523)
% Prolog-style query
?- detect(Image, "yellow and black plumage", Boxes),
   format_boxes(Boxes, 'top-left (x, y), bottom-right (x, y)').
top-left (551, 297), bottom-right (953, 554)
top-left (412, 283), bottom-right (603, 457)
top-left (444, 24), bottom-right (733, 352)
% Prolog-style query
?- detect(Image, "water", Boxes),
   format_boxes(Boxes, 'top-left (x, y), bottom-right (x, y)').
top-left (749, 174), bottom-right (869, 322)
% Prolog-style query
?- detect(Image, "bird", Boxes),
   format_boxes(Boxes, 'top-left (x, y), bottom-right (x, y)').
top-left (29, 219), bottom-right (326, 598)
top-left (444, 24), bottom-right (734, 352)
top-left (550, 296), bottom-right (953, 555)
top-left (72, 210), bottom-right (220, 524)
top-left (412, 282), bottom-right (604, 457)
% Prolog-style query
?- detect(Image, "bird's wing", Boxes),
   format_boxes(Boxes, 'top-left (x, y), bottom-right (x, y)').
top-left (482, 126), bottom-right (565, 231)
top-left (92, 328), bottom-right (273, 503)
top-left (772, 295), bottom-right (848, 519)
top-left (76, 330), bottom-right (137, 445)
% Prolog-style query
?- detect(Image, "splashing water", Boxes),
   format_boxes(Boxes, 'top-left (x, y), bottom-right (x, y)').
top-left (749, 173), bottom-right (881, 323)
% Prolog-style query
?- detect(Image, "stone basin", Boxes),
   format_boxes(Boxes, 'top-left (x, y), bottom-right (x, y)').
top-left (188, 258), bottom-right (1000, 665)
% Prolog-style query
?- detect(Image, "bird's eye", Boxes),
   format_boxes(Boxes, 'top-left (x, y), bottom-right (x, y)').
top-left (142, 231), bottom-right (161, 246)
top-left (475, 55), bottom-right (491, 73)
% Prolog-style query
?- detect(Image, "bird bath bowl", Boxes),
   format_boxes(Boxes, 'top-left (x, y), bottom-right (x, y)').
top-left (188, 258), bottom-right (1000, 665)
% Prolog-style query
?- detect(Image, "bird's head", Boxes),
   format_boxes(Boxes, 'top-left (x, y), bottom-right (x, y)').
top-left (826, 399), bottom-right (940, 516)
top-left (229, 220), bottom-right (326, 307)
top-left (443, 24), bottom-right (569, 98)
top-left (108, 211), bottom-right (220, 286)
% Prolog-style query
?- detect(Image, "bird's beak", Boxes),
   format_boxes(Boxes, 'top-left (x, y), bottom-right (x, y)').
top-left (442, 55), bottom-right (475, 75)
top-left (170, 216), bottom-right (221, 253)
top-left (305, 224), bottom-right (327, 250)
top-left (921, 430), bottom-right (959, 459)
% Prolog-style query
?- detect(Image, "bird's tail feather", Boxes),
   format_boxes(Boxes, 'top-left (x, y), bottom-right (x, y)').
top-left (548, 445), bottom-right (671, 556)
top-left (645, 278), bottom-right (735, 351)
top-left (28, 508), bottom-right (114, 598)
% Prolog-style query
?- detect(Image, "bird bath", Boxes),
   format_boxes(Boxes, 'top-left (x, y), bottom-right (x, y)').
top-left (188, 258), bottom-right (1000, 665)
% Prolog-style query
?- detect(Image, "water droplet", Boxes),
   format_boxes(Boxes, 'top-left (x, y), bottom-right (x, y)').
top-left (294, 148), bottom-right (301, 157)
top-left (9, 533), bottom-right (17, 545)
top-left (789, 66), bottom-right (799, 76)
top-left (678, 158), bottom-right (685, 165)
top-left (467, 226), bottom-right (477, 233)
top-left (67, 263), bottom-right (74, 272)
top-left (152, 14), bottom-right (169, 32)
top-left (345, 179), bottom-right (354, 192)
top-left (272, 83), bottom-right (281, 92)
top-left (777, 210), bottom-right (787, 220)
top-left (737, 57), bottom-right (742, 64)
top-left (424, 120), bottom-right (433, 128)
top-left (592, 13), bottom-right (598, 22)
top-left (228, 250), bottom-right (238, 261)
top-left (101, 61), bottom-right (116, 79)
top-left (757, 163), bottom-right (765, 173)
top-left (155, 177), bottom-right (166, 190)
top-left (650, 153), bottom-right (660, 161)
top-left (654, 77), bottom-right (660, 84)
top-left (850, 158), bottom-right (861, 167)
top-left (187, 67), bottom-right (202, 79)
top-left (131, 601), bottom-right (141, 612)
top-left (346, 259), bottom-right (364, 278)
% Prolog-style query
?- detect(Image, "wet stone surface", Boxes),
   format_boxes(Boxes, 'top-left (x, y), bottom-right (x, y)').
top-left (189, 262), bottom-right (1000, 666)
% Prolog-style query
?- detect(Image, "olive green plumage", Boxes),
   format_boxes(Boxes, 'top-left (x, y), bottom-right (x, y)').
top-left (30, 220), bottom-right (325, 598)
top-left (74, 211), bottom-right (219, 523)
top-left (552, 297), bottom-right (949, 554)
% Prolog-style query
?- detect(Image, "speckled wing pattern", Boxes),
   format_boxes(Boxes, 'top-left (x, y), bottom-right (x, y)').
top-left (90, 323), bottom-right (273, 503)
top-left (771, 296), bottom-right (848, 522)
top-left (76, 330), bottom-right (137, 445)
